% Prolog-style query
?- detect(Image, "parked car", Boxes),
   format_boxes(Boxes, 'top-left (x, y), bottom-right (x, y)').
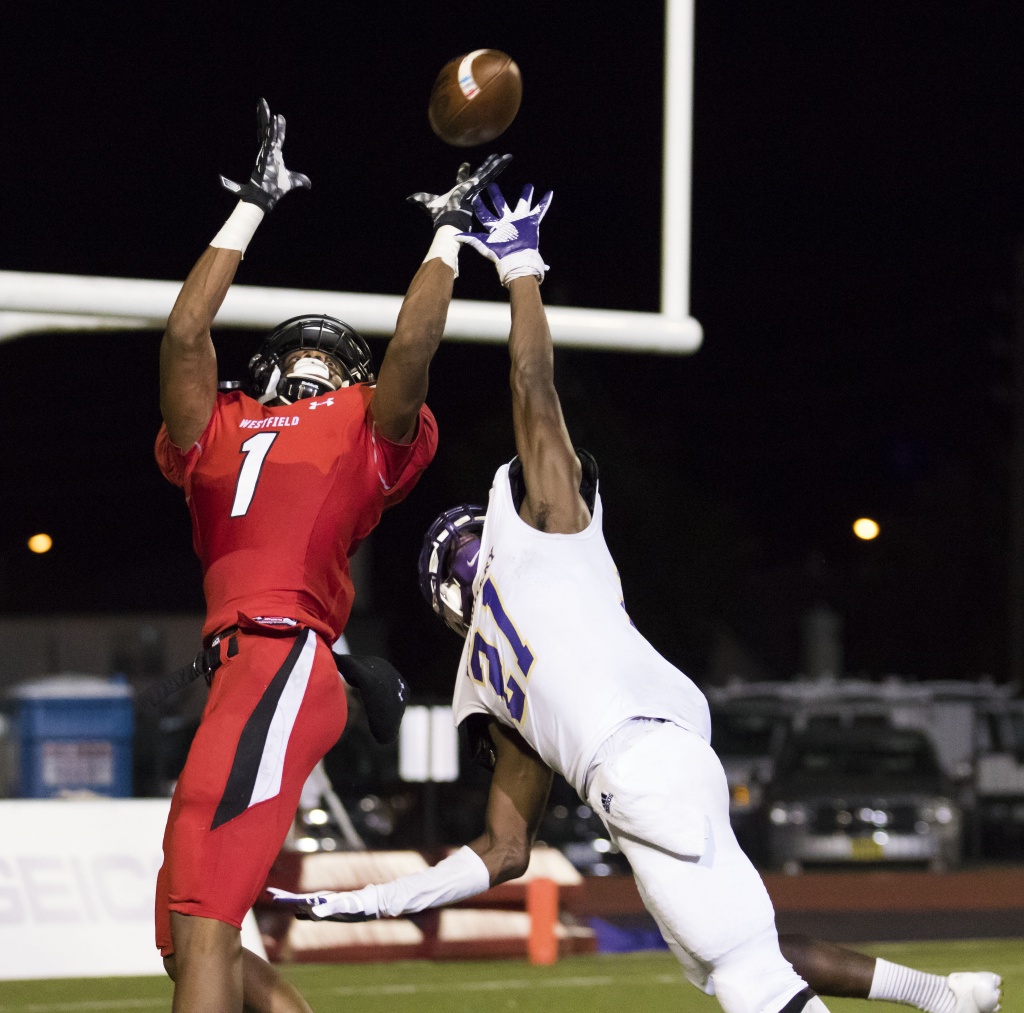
top-left (709, 705), bottom-right (788, 861)
top-left (765, 727), bottom-right (962, 873)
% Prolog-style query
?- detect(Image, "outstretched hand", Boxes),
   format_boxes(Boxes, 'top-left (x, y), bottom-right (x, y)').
top-left (456, 183), bottom-right (552, 285)
top-left (407, 153), bottom-right (512, 231)
top-left (268, 886), bottom-right (379, 922)
top-left (220, 98), bottom-right (311, 212)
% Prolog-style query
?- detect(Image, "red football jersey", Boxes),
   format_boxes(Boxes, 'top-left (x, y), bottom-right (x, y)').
top-left (155, 387), bottom-right (438, 643)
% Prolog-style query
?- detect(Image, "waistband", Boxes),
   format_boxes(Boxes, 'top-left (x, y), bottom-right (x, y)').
top-left (583, 717), bottom-right (668, 798)
top-left (206, 613), bottom-right (312, 648)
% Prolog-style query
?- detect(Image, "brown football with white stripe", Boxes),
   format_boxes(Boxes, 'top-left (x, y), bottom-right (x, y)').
top-left (428, 50), bottom-right (522, 147)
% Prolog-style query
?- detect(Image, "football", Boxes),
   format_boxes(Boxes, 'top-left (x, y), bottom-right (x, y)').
top-left (428, 50), bottom-right (522, 147)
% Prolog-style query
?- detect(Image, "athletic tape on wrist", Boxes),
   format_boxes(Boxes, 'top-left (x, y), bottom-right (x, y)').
top-left (424, 224), bottom-right (462, 277)
top-left (498, 249), bottom-right (548, 287)
top-left (210, 201), bottom-right (265, 256)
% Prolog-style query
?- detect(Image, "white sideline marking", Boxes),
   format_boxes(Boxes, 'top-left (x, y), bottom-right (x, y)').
top-left (0, 974), bottom-right (685, 1011)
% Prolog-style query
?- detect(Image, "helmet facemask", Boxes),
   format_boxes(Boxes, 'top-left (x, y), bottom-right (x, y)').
top-left (267, 350), bottom-right (348, 405)
top-left (248, 315), bottom-right (375, 405)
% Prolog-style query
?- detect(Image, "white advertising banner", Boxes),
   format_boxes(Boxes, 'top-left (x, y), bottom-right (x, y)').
top-left (0, 799), bottom-right (265, 980)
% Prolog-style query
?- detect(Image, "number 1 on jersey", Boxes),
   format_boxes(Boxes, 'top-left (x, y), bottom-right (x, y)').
top-left (231, 432), bottom-right (279, 517)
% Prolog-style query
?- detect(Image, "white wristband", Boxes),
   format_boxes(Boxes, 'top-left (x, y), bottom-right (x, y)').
top-left (374, 845), bottom-right (491, 918)
top-left (210, 201), bottom-right (265, 256)
top-left (498, 249), bottom-right (548, 287)
top-left (423, 224), bottom-right (462, 277)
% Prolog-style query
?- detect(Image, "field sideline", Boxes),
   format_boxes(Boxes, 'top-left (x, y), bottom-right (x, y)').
top-left (0, 940), bottom-right (1016, 1012)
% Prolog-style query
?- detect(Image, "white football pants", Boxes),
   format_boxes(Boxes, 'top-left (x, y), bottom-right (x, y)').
top-left (586, 721), bottom-right (826, 1013)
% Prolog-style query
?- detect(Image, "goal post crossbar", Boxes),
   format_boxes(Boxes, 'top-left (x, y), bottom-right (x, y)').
top-left (0, 270), bottom-right (701, 353)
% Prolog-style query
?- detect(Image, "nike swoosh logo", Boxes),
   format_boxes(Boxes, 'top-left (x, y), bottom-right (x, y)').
top-left (468, 550), bottom-right (480, 567)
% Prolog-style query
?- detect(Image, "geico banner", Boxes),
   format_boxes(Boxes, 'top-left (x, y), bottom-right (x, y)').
top-left (0, 799), bottom-right (265, 980)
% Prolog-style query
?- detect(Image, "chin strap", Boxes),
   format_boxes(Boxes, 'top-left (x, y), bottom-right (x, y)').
top-left (257, 365), bottom-right (282, 404)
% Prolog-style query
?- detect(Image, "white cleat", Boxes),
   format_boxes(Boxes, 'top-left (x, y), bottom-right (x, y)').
top-left (948, 972), bottom-right (1002, 1013)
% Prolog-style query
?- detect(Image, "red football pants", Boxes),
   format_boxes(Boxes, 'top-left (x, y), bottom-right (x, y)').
top-left (155, 627), bottom-right (346, 955)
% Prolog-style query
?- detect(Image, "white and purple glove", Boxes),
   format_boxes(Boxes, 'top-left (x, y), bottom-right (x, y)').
top-left (267, 885), bottom-right (379, 922)
top-left (456, 183), bottom-right (553, 286)
top-left (268, 845), bottom-right (491, 922)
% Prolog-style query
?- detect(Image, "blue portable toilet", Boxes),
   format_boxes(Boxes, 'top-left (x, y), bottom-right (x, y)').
top-left (12, 674), bottom-right (135, 798)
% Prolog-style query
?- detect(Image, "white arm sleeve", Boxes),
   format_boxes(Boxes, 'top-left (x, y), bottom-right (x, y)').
top-left (374, 845), bottom-right (491, 918)
top-left (312, 845), bottom-right (491, 920)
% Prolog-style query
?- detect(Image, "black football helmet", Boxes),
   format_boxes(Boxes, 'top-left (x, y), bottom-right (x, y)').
top-left (248, 315), bottom-right (375, 404)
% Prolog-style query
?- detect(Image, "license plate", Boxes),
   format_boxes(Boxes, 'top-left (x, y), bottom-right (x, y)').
top-left (849, 836), bottom-right (884, 861)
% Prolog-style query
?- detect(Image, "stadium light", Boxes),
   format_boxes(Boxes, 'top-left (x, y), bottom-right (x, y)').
top-left (853, 518), bottom-right (880, 541)
top-left (27, 533), bottom-right (53, 554)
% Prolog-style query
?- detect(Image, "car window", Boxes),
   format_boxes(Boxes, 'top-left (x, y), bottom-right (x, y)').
top-left (711, 711), bottom-right (778, 756)
top-left (780, 733), bottom-right (939, 779)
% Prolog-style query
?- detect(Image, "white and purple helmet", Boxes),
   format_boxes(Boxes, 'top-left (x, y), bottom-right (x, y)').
top-left (419, 504), bottom-right (487, 637)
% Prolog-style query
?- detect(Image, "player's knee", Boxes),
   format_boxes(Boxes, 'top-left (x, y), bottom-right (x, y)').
top-left (714, 972), bottom-right (830, 1013)
top-left (711, 936), bottom-right (815, 1013)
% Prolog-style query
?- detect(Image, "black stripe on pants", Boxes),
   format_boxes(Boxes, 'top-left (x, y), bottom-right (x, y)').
top-left (211, 632), bottom-right (308, 830)
top-left (778, 987), bottom-right (817, 1013)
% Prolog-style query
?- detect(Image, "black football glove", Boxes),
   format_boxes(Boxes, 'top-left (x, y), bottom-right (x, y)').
top-left (334, 654), bottom-right (409, 745)
top-left (407, 153), bottom-right (511, 232)
top-left (220, 98), bottom-right (311, 212)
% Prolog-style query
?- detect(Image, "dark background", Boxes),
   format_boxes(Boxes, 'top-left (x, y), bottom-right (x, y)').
top-left (1, 4), bottom-right (1021, 694)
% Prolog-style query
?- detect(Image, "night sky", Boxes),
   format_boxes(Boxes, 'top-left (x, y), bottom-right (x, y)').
top-left (2, 5), bottom-right (1022, 693)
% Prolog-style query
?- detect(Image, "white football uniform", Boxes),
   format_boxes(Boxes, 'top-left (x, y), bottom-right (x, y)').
top-left (452, 463), bottom-right (821, 1013)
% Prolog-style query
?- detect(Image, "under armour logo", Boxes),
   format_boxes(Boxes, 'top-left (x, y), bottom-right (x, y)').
top-left (309, 398), bottom-right (334, 410)
top-left (488, 221), bottom-right (520, 243)
top-left (601, 792), bottom-right (613, 814)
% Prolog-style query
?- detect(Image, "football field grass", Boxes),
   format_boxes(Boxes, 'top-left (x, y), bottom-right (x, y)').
top-left (0, 939), bottom-right (1017, 1012)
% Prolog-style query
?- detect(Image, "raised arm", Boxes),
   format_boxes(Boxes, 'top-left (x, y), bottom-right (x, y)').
top-left (159, 99), bottom-right (310, 448)
top-left (507, 277), bottom-right (591, 533)
top-left (268, 721), bottom-right (552, 921)
top-left (370, 155), bottom-right (510, 444)
top-left (458, 184), bottom-right (591, 533)
top-left (159, 248), bottom-right (237, 449)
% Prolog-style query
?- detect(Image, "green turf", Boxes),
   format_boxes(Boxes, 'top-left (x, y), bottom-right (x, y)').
top-left (0, 939), bottom-right (1016, 1012)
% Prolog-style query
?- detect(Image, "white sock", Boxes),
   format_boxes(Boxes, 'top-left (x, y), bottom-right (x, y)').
top-left (869, 958), bottom-right (954, 1013)
top-left (210, 200), bottom-right (265, 256)
top-left (423, 224), bottom-right (461, 277)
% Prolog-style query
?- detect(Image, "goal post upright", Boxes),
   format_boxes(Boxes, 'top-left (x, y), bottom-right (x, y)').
top-left (662, 0), bottom-right (695, 324)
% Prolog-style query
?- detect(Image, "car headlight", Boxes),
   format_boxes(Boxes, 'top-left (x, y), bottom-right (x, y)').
top-left (769, 803), bottom-right (807, 826)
